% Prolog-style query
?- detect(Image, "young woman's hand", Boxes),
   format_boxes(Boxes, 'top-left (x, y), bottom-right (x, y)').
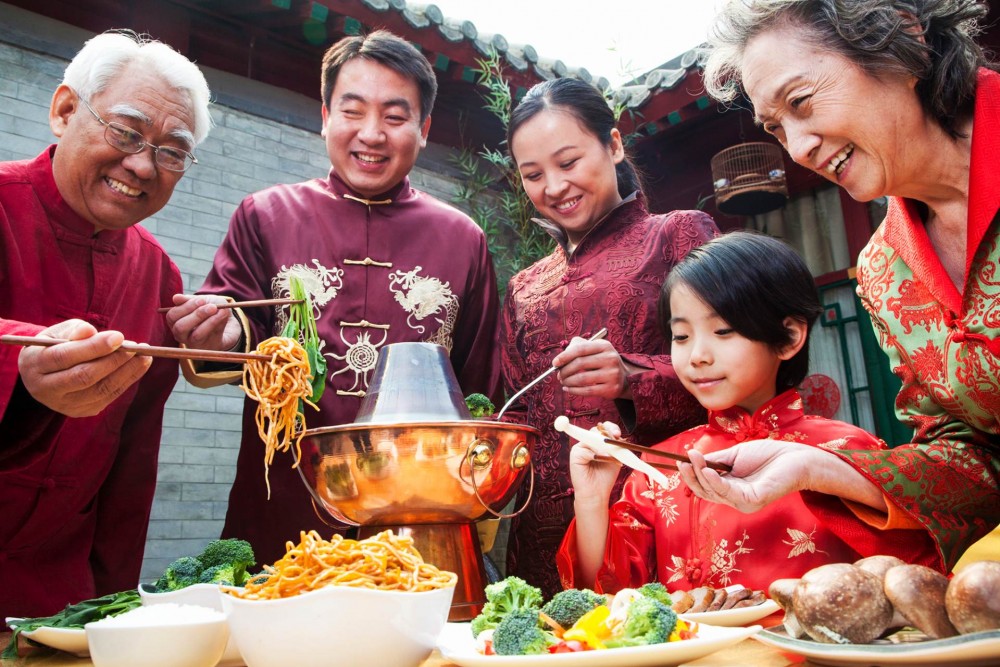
top-left (553, 337), bottom-right (634, 400)
top-left (677, 440), bottom-right (886, 513)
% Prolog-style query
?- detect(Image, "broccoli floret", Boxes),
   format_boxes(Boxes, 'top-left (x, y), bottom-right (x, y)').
top-left (196, 539), bottom-right (256, 586)
top-left (470, 576), bottom-right (544, 637)
top-left (154, 556), bottom-right (204, 592)
top-left (637, 582), bottom-right (673, 607)
top-left (198, 564), bottom-right (238, 586)
top-left (465, 393), bottom-right (495, 418)
top-left (540, 588), bottom-right (606, 629)
top-left (492, 608), bottom-right (553, 656)
top-left (604, 597), bottom-right (678, 648)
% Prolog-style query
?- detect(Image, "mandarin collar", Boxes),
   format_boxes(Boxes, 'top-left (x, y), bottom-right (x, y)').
top-left (532, 191), bottom-right (642, 256)
top-left (32, 145), bottom-right (103, 238)
top-left (707, 389), bottom-right (806, 442)
top-left (325, 169), bottom-right (412, 204)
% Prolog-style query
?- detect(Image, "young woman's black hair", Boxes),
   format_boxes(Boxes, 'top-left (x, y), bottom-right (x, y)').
top-left (508, 77), bottom-right (644, 199)
top-left (659, 230), bottom-right (823, 390)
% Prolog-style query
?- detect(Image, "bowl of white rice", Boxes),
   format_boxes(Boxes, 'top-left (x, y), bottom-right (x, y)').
top-left (85, 603), bottom-right (229, 667)
top-left (139, 584), bottom-right (243, 666)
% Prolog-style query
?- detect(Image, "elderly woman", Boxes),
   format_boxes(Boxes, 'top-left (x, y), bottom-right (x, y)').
top-left (686, 0), bottom-right (1000, 572)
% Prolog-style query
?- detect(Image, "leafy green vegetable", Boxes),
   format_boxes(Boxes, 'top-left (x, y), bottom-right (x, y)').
top-left (281, 274), bottom-right (327, 403)
top-left (465, 393), bottom-right (496, 418)
top-left (3, 590), bottom-right (140, 659)
top-left (540, 588), bottom-right (606, 630)
top-left (492, 608), bottom-right (554, 656)
top-left (154, 555), bottom-right (203, 592)
top-left (470, 576), bottom-right (544, 638)
top-left (603, 596), bottom-right (677, 648)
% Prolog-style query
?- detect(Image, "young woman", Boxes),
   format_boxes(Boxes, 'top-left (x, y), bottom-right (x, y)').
top-left (557, 232), bottom-right (940, 594)
top-left (499, 78), bottom-right (718, 597)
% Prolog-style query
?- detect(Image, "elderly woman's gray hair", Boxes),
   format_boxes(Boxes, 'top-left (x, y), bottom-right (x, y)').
top-left (702, 0), bottom-right (991, 137)
top-left (62, 30), bottom-right (213, 145)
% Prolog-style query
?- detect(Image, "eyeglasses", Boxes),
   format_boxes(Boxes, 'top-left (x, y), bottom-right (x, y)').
top-left (79, 96), bottom-right (198, 173)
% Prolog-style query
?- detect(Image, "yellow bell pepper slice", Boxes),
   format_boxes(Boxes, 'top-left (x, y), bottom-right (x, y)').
top-left (562, 606), bottom-right (612, 650)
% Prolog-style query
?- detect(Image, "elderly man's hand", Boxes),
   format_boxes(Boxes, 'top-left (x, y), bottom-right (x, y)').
top-left (18, 320), bottom-right (153, 418)
top-left (164, 294), bottom-right (243, 351)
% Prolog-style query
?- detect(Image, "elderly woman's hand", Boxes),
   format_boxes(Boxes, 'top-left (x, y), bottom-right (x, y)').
top-left (553, 337), bottom-right (635, 400)
top-left (677, 440), bottom-right (888, 514)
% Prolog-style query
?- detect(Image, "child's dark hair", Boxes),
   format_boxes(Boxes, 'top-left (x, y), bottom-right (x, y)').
top-left (658, 231), bottom-right (823, 390)
top-left (508, 77), bottom-right (644, 199)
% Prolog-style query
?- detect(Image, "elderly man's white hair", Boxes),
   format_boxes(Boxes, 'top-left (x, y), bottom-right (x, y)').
top-left (62, 30), bottom-right (213, 145)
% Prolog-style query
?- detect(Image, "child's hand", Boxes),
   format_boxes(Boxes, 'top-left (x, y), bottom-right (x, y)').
top-left (568, 423), bottom-right (622, 506)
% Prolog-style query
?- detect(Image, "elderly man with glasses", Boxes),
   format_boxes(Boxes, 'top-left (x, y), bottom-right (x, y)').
top-left (0, 30), bottom-right (211, 622)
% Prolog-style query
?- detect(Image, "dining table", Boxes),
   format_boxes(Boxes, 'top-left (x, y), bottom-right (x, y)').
top-left (0, 632), bottom-right (808, 666)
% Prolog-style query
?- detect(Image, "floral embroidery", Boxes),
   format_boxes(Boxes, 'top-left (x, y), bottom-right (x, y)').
top-left (783, 527), bottom-right (827, 558)
top-left (708, 531), bottom-right (753, 586)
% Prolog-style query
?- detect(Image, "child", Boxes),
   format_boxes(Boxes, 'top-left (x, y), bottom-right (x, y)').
top-left (556, 231), bottom-right (941, 594)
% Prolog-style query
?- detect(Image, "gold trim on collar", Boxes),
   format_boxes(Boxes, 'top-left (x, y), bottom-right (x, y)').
top-left (344, 257), bottom-right (393, 267)
top-left (343, 194), bottom-right (393, 206)
top-left (340, 320), bottom-right (391, 329)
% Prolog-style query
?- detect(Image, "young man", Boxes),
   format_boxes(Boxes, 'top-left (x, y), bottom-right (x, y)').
top-left (0, 31), bottom-right (212, 618)
top-left (166, 30), bottom-right (501, 565)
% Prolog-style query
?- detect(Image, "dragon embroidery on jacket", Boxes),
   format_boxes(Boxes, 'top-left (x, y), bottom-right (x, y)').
top-left (388, 266), bottom-right (458, 352)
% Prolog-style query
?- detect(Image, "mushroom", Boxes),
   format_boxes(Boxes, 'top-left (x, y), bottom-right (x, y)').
top-left (853, 555), bottom-right (909, 630)
top-left (854, 554), bottom-right (905, 580)
top-left (883, 564), bottom-right (958, 638)
top-left (794, 563), bottom-right (893, 644)
top-left (769, 578), bottom-right (805, 638)
top-left (946, 561), bottom-right (1000, 634)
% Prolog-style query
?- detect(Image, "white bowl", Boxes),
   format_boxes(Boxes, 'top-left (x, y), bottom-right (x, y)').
top-left (138, 584), bottom-right (244, 666)
top-left (221, 584), bottom-right (455, 667)
top-left (85, 608), bottom-right (228, 667)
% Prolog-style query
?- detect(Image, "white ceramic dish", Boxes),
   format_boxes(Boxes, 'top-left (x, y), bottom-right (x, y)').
top-left (754, 625), bottom-right (1000, 667)
top-left (138, 584), bottom-right (244, 666)
top-left (436, 621), bottom-right (761, 666)
top-left (679, 598), bottom-right (781, 626)
top-left (221, 583), bottom-right (454, 667)
top-left (5, 618), bottom-right (90, 657)
top-left (85, 608), bottom-right (229, 667)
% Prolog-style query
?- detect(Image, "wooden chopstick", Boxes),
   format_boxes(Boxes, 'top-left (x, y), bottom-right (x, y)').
top-left (594, 454), bottom-right (678, 472)
top-left (156, 298), bottom-right (303, 314)
top-left (602, 436), bottom-right (733, 473)
top-left (0, 335), bottom-right (271, 363)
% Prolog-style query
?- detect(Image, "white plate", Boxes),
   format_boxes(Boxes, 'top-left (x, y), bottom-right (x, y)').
top-left (679, 598), bottom-right (780, 626)
top-left (5, 618), bottom-right (89, 657)
top-left (436, 621), bottom-right (760, 666)
top-left (754, 625), bottom-right (1000, 667)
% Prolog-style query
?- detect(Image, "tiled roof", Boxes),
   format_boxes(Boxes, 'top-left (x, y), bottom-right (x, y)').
top-left (351, 0), bottom-right (710, 133)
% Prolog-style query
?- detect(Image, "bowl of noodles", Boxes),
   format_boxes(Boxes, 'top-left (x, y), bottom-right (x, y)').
top-left (220, 530), bottom-right (456, 667)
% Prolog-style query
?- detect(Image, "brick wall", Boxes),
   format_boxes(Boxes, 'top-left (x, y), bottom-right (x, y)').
top-left (0, 4), bottom-right (489, 583)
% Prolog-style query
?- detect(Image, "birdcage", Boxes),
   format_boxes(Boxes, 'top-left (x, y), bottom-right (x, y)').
top-left (710, 142), bottom-right (788, 215)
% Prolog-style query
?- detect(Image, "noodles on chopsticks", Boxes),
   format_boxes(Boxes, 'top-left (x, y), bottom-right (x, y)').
top-left (241, 335), bottom-right (317, 498)
top-left (228, 529), bottom-right (457, 600)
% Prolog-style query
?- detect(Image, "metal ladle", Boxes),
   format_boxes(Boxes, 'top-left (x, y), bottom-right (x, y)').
top-left (495, 327), bottom-right (608, 420)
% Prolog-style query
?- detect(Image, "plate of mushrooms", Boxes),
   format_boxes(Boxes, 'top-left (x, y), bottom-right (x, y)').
top-left (754, 556), bottom-right (1000, 666)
